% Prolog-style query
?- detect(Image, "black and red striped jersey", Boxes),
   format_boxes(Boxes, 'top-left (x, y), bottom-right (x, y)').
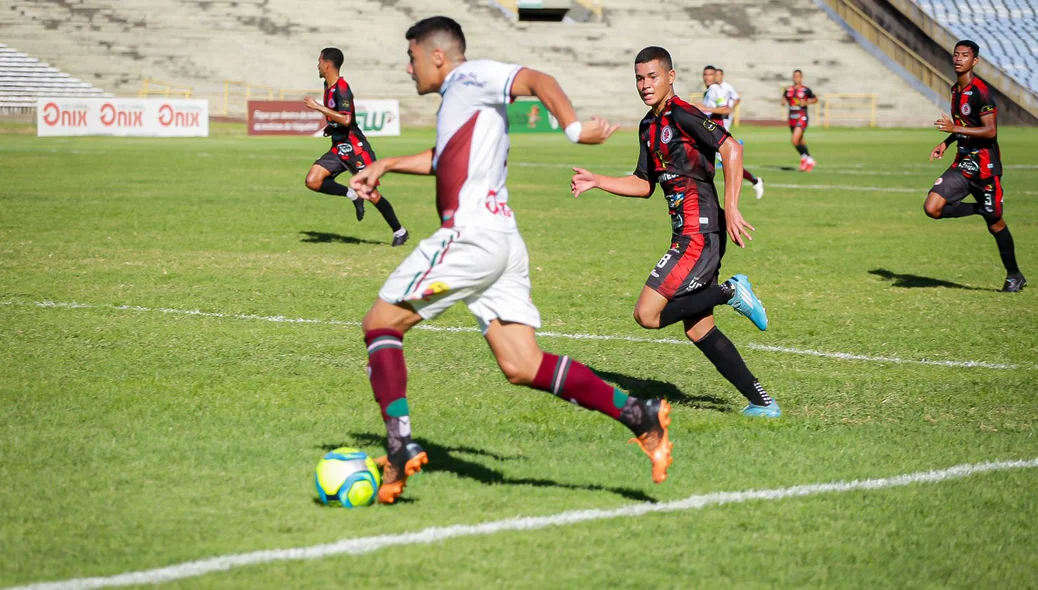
top-left (783, 85), bottom-right (815, 122)
top-left (950, 75), bottom-right (1001, 178)
top-left (323, 77), bottom-right (369, 148)
top-left (635, 96), bottom-right (731, 238)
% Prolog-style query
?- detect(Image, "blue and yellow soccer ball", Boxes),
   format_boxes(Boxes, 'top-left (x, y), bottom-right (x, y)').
top-left (314, 447), bottom-right (382, 508)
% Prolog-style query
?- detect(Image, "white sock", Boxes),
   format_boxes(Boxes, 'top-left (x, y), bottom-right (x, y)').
top-left (393, 228), bottom-right (407, 237)
top-left (346, 187), bottom-right (359, 202)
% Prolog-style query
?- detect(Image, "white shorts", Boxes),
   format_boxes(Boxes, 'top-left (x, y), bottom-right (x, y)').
top-left (378, 227), bottom-right (542, 332)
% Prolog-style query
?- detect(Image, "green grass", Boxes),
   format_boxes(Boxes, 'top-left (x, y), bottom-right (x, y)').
top-left (1, 124), bottom-right (1036, 589)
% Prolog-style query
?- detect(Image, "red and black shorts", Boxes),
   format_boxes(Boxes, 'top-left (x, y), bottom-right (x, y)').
top-left (788, 114), bottom-right (808, 131)
top-left (929, 168), bottom-right (1003, 218)
top-left (315, 140), bottom-right (376, 176)
top-left (645, 231), bottom-right (726, 300)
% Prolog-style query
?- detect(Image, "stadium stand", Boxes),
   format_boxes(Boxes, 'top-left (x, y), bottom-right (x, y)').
top-left (0, 43), bottom-right (111, 113)
top-left (914, 0), bottom-right (1038, 93)
top-left (0, 0), bottom-right (940, 125)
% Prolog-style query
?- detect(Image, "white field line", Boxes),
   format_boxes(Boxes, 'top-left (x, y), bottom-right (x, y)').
top-left (1, 300), bottom-right (1028, 371)
top-left (7, 458), bottom-right (1038, 590)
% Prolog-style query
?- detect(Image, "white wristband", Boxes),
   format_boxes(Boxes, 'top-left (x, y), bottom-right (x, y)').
top-left (564, 121), bottom-right (582, 143)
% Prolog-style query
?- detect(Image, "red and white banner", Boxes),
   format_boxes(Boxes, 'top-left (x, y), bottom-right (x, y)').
top-left (36, 98), bottom-right (209, 137)
top-left (248, 99), bottom-right (400, 136)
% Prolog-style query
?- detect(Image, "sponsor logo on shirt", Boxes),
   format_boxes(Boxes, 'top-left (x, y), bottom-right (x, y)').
top-left (702, 119), bottom-right (717, 132)
top-left (454, 72), bottom-right (487, 88)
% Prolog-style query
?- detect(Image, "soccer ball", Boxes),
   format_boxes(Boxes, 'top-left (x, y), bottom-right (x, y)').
top-left (314, 447), bottom-right (382, 508)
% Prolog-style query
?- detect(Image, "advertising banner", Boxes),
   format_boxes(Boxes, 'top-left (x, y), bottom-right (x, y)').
top-left (36, 98), bottom-right (209, 137)
top-left (506, 99), bottom-right (560, 133)
top-left (248, 99), bottom-right (401, 137)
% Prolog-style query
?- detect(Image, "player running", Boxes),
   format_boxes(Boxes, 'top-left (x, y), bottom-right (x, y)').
top-left (715, 68), bottom-right (739, 130)
top-left (571, 47), bottom-right (779, 418)
top-left (926, 40), bottom-right (1024, 292)
top-left (303, 47), bottom-right (409, 246)
top-left (782, 69), bottom-right (817, 172)
top-left (698, 66), bottom-right (764, 199)
top-left (350, 17), bottom-right (673, 504)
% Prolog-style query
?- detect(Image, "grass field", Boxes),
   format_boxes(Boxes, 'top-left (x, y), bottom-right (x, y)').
top-left (1, 122), bottom-right (1036, 589)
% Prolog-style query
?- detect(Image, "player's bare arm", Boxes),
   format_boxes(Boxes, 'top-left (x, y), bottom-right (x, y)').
top-left (350, 148), bottom-right (434, 199)
top-left (719, 138), bottom-right (754, 248)
top-left (570, 168), bottom-right (652, 199)
top-left (510, 68), bottom-right (619, 144)
top-left (934, 111), bottom-right (996, 139)
top-left (303, 96), bottom-right (352, 126)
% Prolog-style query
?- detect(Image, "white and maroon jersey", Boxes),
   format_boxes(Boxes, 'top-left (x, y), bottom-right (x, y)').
top-left (433, 59), bottom-right (523, 233)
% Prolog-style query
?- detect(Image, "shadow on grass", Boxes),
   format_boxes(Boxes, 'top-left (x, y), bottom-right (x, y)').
top-left (323, 434), bottom-right (658, 503)
top-left (300, 230), bottom-right (384, 246)
top-left (869, 268), bottom-right (988, 291)
top-left (589, 366), bottom-right (732, 414)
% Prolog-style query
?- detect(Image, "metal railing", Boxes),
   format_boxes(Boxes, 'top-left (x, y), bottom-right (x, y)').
top-left (821, 0), bottom-right (953, 98)
top-left (823, 93), bottom-right (878, 128)
top-left (222, 80), bottom-right (274, 116)
top-left (138, 79), bottom-right (193, 98)
top-left (277, 89), bottom-right (322, 100)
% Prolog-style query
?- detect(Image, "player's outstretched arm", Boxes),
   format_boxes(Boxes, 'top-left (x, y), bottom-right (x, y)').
top-left (718, 138), bottom-right (754, 248)
top-left (935, 112), bottom-right (996, 139)
top-left (303, 96), bottom-right (351, 126)
top-left (349, 148), bottom-right (434, 199)
top-left (930, 133), bottom-right (957, 161)
top-left (510, 68), bottom-right (619, 144)
top-left (571, 168), bottom-right (652, 199)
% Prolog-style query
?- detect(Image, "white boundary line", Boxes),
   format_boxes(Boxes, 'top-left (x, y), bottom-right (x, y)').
top-left (7, 458), bottom-right (1037, 590)
top-left (1, 299), bottom-right (1028, 371)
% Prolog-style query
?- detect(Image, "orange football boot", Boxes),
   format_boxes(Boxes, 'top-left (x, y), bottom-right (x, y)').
top-left (375, 443), bottom-right (428, 504)
top-left (628, 399), bottom-right (673, 484)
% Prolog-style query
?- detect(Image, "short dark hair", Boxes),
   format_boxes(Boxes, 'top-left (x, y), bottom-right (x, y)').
top-left (635, 46), bottom-right (672, 71)
top-left (405, 16), bottom-right (466, 53)
top-left (703, 65), bottom-right (717, 72)
top-left (954, 39), bottom-right (980, 57)
top-left (716, 68), bottom-right (724, 74)
top-left (793, 69), bottom-right (802, 75)
top-left (320, 47), bottom-right (344, 69)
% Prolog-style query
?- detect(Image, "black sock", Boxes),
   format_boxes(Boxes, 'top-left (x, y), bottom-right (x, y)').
top-left (659, 282), bottom-right (733, 329)
top-left (795, 144), bottom-right (808, 157)
top-left (693, 327), bottom-right (772, 406)
top-left (374, 196), bottom-right (402, 232)
top-left (318, 177), bottom-right (353, 198)
top-left (991, 226), bottom-right (1020, 274)
top-left (742, 169), bottom-right (758, 184)
top-left (940, 201), bottom-right (978, 218)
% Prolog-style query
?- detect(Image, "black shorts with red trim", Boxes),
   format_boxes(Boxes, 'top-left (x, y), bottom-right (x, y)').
top-left (929, 168), bottom-right (1003, 218)
top-left (788, 115), bottom-right (808, 130)
top-left (315, 140), bottom-right (376, 176)
top-left (645, 231), bottom-right (726, 300)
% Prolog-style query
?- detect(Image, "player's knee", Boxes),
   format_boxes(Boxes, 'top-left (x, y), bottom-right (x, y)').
top-left (498, 358), bottom-right (535, 386)
top-left (304, 174), bottom-right (323, 192)
top-left (632, 307), bottom-right (660, 329)
top-left (987, 217), bottom-right (1005, 233)
top-left (923, 199), bottom-right (942, 219)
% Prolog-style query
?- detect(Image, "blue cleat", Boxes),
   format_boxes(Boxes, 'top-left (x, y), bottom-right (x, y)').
top-left (740, 402), bottom-right (781, 418)
top-left (727, 274), bottom-right (768, 331)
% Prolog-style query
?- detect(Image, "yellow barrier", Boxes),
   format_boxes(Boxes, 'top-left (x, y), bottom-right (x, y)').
top-left (222, 80), bottom-right (274, 116)
top-left (278, 89), bottom-right (323, 100)
top-left (823, 93), bottom-right (878, 128)
top-left (137, 79), bottom-right (192, 98)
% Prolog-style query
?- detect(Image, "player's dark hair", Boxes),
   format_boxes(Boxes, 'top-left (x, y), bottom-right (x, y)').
top-left (703, 65), bottom-right (717, 72)
top-left (716, 68), bottom-right (724, 74)
top-left (954, 39), bottom-right (980, 57)
top-left (635, 46), bottom-right (672, 71)
top-left (793, 69), bottom-right (802, 75)
top-left (320, 47), bottom-right (344, 69)
top-left (405, 16), bottom-right (466, 53)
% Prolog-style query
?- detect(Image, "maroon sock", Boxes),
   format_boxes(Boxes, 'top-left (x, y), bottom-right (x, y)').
top-left (531, 353), bottom-right (629, 419)
top-left (364, 328), bottom-right (408, 421)
top-left (742, 168), bottom-right (758, 183)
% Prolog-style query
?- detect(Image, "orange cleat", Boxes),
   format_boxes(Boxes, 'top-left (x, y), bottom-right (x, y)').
top-left (628, 399), bottom-right (673, 484)
top-left (375, 443), bottom-right (428, 504)
top-left (803, 158), bottom-right (816, 172)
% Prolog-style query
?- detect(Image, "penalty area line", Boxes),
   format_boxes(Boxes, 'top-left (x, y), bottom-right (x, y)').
top-left (7, 458), bottom-right (1038, 590)
top-left (0, 299), bottom-right (1028, 371)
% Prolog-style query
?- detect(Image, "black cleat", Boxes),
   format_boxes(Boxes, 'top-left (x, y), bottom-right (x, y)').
top-left (353, 199), bottom-right (365, 222)
top-left (391, 230), bottom-right (410, 247)
top-left (1002, 273), bottom-right (1026, 292)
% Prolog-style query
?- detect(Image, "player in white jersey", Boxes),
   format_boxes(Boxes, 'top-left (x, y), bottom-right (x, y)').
top-left (697, 65), bottom-right (764, 199)
top-left (349, 16), bottom-right (674, 504)
top-left (716, 68), bottom-right (740, 129)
